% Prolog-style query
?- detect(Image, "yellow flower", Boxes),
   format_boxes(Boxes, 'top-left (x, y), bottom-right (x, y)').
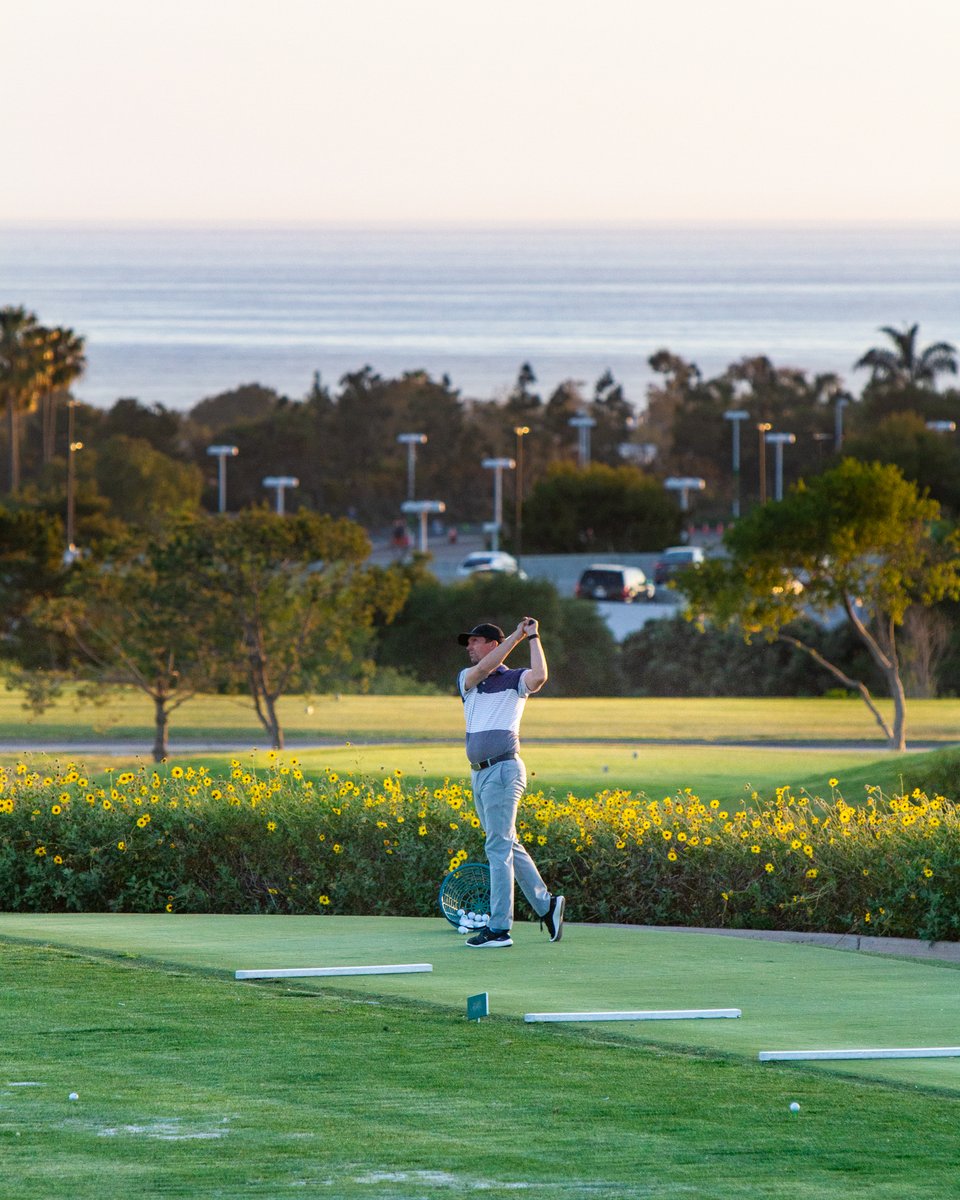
top-left (267, 821), bottom-right (277, 832)
top-left (117, 841), bottom-right (126, 852)
top-left (318, 895), bottom-right (331, 906)
top-left (34, 846), bottom-right (47, 857)
top-left (418, 825), bottom-right (427, 836)
top-left (165, 903), bottom-right (174, 913)
top-left (333, 844), bottom-right (342, 854)
top-left (805, 868), bottom-right (818, 879)
top-left (923, 867), bottom-right (934, 878)
top-left (51, 805), bottom-right (61, 815)
top-left (171, 767), bottom-right (184, 779)
top-left (750, 845), bottom-right (760, 854)
top-left (53, 855), bottom-right (63, 865)
top-left (764, 863), bottom-right (774, 873)
top-left (829, 778), bottom-right (839, 788)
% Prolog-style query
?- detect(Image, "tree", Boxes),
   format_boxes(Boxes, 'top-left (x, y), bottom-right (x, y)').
top-left (680, 459), bottom-right (960, 749)
top-left (36, 531), bottom-right (228, 761)
top-left (0, 306), bottom-right (47, 493)
top-left (855, 324), bottom-right (958, 389)
top-left (0, 504), bottom-right (67, 669)
top-left (182, 510), bottom-right (409, 748)
top-left (520, 462), bottom-right (681, 554)
top-left (93, 435), bottom-right (204, 530)
top-left (36, 511), bottom-right (410, 757)
top-left (842, 412), bottom-right (960, 515)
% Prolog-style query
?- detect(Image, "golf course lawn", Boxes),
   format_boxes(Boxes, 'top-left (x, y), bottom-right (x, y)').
top-left (2, 915), bottom-right (959, 1199)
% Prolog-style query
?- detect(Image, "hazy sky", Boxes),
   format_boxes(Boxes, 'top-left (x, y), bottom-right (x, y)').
top-left (3, 0), bottom-right (957, 224)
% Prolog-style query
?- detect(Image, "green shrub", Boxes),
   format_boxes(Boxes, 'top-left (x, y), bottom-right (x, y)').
top-left (2, 757), bottom-right (959, 941)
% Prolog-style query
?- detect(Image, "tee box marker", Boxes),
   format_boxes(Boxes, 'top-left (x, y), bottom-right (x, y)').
top-left (524, 1008), bottom-right (741, 1023)
top-left (235, 963), bottom-right (433, 980)
top-left (467, 992), bottom-right (490, 1022)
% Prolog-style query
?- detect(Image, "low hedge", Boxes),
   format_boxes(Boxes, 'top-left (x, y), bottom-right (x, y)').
top-left (2, 756), bottom-right (959, 943)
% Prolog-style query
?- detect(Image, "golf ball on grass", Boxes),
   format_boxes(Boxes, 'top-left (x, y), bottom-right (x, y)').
top-left (789, 1101), bottom-right (800, 1113)
top-left (68, 1092), bottom-right (79, 1101)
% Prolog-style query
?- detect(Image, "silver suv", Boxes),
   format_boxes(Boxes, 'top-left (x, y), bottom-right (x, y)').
top-left (575, 564), bottom-right (655, 603)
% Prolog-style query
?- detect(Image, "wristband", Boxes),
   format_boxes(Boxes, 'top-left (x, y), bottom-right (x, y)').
top-left (527, 633), bottom-right (539, 641)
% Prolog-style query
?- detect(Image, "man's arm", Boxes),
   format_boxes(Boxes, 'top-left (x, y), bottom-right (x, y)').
top-left (521, 616), bottom-right (548, 694)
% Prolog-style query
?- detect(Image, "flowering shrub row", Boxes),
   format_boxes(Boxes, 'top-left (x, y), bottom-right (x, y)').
top-left (1, 757), bottom-right (959, 942)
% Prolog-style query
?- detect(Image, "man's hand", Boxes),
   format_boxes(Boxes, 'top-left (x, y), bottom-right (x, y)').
top-left (521, 616), bottom-right (539, 639)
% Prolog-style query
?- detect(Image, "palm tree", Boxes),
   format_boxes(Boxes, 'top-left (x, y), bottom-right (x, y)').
top-left (40, 325), bottom-right (86, 464)
top-left (855, 324), bottom-right (958, 388)
top-left (0, 306), bottom-right (47, 493)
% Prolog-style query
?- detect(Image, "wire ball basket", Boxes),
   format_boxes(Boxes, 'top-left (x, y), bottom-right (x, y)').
top-left (437, 861), bottom-right (491, 928)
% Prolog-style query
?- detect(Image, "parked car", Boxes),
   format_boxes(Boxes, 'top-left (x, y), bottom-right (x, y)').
top-left (653, 545), bottom-right (705, 586)
top-left (455, 551), bottom-right (527, 579)
top-left (575, 564), bottom-right (655, 603)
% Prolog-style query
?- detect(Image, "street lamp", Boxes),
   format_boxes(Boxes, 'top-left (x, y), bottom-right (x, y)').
top-left (482, 456), bottom-right (516, 551)
top-left (834, 396), bottom-right (849, 452)
top-left (569, 412), bottom-right (596, 467)
top-left (397, 433), bottom-right (428, 502)
top-left (65, 398), bottom-right (83, 563)
top-left (207, 444), bottom-right (239, 514)
top-left (513, 425), bottom-right (530, 563)
top-left (723, 409), bottom-right (749, 519)
top-left (664, 476), bottom-right (706, 512)
top-left (926, 420), bottom-right (957, 433)
top-left (764, 432), bottom-right (796, 501)
top-left (262, 475), bottom-right (299, 515)
top-left (401, 500), bottom-right (446, 554)
top-left (756, 422), bottom-right (772, 503)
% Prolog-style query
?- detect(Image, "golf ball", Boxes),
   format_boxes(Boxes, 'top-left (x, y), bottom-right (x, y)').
top-left (68, 1092), bottom-right (79, 1101)
top-left (789, 1101), bottom-right (800, 1113)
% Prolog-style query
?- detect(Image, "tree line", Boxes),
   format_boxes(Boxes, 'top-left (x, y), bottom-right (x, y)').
top-left (3, 304), bottom-right (960, 753)
top-left (4, 304), bottom-right (957, 548)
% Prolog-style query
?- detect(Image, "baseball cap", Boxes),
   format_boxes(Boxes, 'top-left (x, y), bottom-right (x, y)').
top-left (457, 622), bottom-right (505, 646)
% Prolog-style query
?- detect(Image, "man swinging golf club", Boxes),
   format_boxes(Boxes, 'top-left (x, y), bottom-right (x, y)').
top-left (457, 616), bottom-right (565, 948)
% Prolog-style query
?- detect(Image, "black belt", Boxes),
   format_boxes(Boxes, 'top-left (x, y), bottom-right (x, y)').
top-left (470, 752), bottom-right (517, 771)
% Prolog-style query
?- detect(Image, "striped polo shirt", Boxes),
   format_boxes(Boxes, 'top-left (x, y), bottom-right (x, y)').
top-left (458, 665), bottom-right (531, 764)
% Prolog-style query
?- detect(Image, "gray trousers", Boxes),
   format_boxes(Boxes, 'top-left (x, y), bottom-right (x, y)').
top-left (471, 757), bottom-right (550, 931)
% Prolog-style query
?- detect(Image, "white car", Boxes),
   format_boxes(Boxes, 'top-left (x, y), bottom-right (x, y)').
top-left (455, 551), bottom-right (527, 580)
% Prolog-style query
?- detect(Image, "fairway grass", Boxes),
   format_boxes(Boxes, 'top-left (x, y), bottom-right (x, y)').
top-left (3, 688), bottom-right (960, 749)
top-left (2, 921), bottom-right (960, 1199)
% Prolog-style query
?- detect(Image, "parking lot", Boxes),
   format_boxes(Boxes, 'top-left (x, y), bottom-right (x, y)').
top-left (369, 528), bottom-right (690, 642)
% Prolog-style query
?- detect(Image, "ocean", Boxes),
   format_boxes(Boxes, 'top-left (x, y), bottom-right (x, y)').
top-left (3, 224), bottom-right (958, 411)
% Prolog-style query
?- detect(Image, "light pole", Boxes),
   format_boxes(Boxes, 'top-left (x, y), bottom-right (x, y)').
top-left (926, 420), bottom-right (957, 433)
top-left (262, 475), bottom-right (299, 515)
top-left (723, 409), bottom-right (749, 519)
top-left (834, 396), bottom-right (849, 453)
top-left (765, 432), bottom-right (796, 501)
top-left (482, 456), bottom-right (515, 551)
top-left (207, 444), bottom-right (239, 514)
top-left (513, 425), bottom-right (530, 563)
top-left (397, 433), bottom-right (428, 501)
top-left (401, 500), bottom-right (446, 553)
top-left (65, 398), bottom-right (83, 563)
top-left (569, 413), bottom-right (596, 467)
top-left (757, 422), bottom-right (772, 504)
top-left (664, 476), bottom-right (705, 512)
